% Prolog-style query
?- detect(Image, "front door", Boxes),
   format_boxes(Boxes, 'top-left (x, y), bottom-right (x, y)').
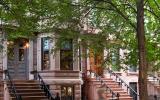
top-left (7, 39), bottom-right (28, 80)
top-left (129, 82), bottom-right (137, 100)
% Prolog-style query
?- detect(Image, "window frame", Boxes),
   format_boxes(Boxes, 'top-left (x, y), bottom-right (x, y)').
top-left (41, 37), bottom-right (50, 70)
top-left (61, 85), bottom-right (74, 100)
top-left (60, 39), bottom-right (73, 70)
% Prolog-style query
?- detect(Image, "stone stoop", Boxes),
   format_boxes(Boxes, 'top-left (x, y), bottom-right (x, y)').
top-left (147, 78), bottom-right (160, 99)
top-left (0, 70), bottom-right (3, 100)
top-left (7, 80), bottom-right (49, 100)
top-left (87, 78), bottom-right (133, 100)
top-left (0, 82), bottom-right (3, 100)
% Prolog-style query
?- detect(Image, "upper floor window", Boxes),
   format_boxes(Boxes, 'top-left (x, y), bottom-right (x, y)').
top-left (7, 41), bottom-right (15, 60)
top-left (111, 49), bottom-right (120, 71)
top-left (129, 66), bottom-right (137, 72)
top-left (60, 39), bottom-right (73, 70)
top-left (41, 37), bottom-right (50, 70)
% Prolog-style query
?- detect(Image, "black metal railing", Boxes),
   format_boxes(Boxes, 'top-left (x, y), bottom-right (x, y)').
top-left (87, 70), bottom-right (120, 100)
top-left (4, 70), bottom-right (22, 100)
top-left (31, 71), bottom-right (55, 100)
top-left (106, 68), bottom-right (139, 99)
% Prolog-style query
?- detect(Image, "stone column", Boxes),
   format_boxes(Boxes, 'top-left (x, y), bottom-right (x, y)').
top-left (37, 37), bottom-right (41, 71)
top-left (28, 40), bottom-right (34, 79)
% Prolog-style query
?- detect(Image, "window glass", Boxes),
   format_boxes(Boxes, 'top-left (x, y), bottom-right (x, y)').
top-left (41, 37), bottom-right (50, 70)
top-left (7, 42), bottom-right (15, 60)
top-left (129, 66), bottom-right (137, 72)
top-left (19, 49), bottom-right (24, 61)
top-left (60, 39), bottom-right (73, 70)
top-left (61, 40), bottom-right (72, 50)
top-left (111, 51), bottom-right (120, 71)
top-left (61, 86), bottom-right (74, 100)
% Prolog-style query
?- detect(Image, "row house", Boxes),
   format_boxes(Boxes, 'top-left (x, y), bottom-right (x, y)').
top-left (0, 31), bottom-right (83, 100)
top-left (0, 28), bottom-right (160, 100)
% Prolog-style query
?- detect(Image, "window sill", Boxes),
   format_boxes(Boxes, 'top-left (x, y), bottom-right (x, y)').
top-left (114, 71), bottom-right (122, 76)
top-left (127, 72), bottom-right (138, 76)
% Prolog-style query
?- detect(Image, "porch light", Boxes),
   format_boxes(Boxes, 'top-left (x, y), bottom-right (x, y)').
top-left (25, 43), bottom-right (29, 48)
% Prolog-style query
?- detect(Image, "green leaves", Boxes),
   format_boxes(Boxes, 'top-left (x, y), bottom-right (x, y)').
top-left (1, 0), bottom-right (160, 71)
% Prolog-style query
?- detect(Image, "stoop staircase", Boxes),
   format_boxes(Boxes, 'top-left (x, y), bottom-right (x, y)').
top-left (87, 77), bottom-right (133, 100)
top-left (86, 69), bottom-right (139, 100)
top-left (4, 70), bottom-right (55, 100)
top-left (7, 80), bottom-right (49, 100)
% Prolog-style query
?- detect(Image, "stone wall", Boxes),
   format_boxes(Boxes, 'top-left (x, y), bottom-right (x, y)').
top-left (39, 70), bottom-right (82, 100)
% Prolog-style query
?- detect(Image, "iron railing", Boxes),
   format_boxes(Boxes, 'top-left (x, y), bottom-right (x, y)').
top-left (4, 70), bottom-right (22, 100)
top-left (31, 71), bottom-right (55, 100)
top-left (106, 68), bottom-right (139, 99)
top-left (148, 73), bottom-right (160, 85)
top-left (148, 73), bottom-right (160, 100)
top-left (87, 70), bottom-right (120, 100)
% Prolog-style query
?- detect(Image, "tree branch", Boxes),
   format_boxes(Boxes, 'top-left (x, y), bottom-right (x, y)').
top-left (93, 0), bottom-right (137, 30)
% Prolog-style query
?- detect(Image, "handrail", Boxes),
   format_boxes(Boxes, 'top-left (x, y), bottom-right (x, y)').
top-left (148, 73), bottom-right (160, 85)
top-left (4, 70), bottom-right (22, 100)
top-left (31, 71), bottom-right (55, 100)
top-left (106, 68), bottom-right (139, 97)
top-left (87, 70), bottom-right (120, 100)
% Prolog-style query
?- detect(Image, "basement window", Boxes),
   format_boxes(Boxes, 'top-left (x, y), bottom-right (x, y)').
top-left (61, 85), bottom-right (74, 100)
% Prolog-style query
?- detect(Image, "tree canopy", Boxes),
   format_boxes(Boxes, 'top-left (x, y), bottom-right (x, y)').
top-left (1, 0), bottom-right (160, 99)
top-left (1, 0), bottom-right (160, 70)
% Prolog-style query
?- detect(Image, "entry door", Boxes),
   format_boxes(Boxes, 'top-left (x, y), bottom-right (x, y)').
top-left (7, 40), bottom-right (28, 80)
top-left (129, 82), bottom-right (137, 100)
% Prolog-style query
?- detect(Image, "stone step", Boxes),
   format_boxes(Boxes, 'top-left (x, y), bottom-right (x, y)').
top-left (107, 93), bottom-right (129, 97)
top-left (8, 85), bottom-right (41, 89)
top-left (0, 81), bottom-right (3, 100)
top-left (87, 77), bottom-right (133, 100)
top-left (9, 89), bottom-right (43, 93)
top-left (10, 92), bottom-right (45, 96)
top-left (10, 96), bottom-right (48, 100)
top-left (107, 96), bottom-right (133, 100)
top-left (7, 80), bottom-right (49, 100)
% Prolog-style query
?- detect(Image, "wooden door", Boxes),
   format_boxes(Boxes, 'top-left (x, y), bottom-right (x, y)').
top-left (7, 39), bottom-right (28, 80)
top-left (89, 49), bottom-right (104, 76)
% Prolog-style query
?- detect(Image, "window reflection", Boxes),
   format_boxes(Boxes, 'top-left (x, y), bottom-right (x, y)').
top-left (60, 39), bottom-right (73, 70)
top-left (41, 37), bottom-right (50, 70)
top-left (61, 86), bottom-right (74, 100)
top-left (7, 42), bottom-right (14, 60)
top-left (19, 49), bottom-right (24, 61)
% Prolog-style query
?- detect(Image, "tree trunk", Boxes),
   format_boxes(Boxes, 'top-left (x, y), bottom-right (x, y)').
top-left (136, 0), bottom-right (148, 100)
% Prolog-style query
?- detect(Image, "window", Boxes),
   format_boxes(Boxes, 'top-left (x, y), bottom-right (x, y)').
top-left (111, 51), bottom-right (120, 71)
top-left (61, 85), bottom-right (74, 100)
top-left (60, 39), bottom-right (73, 70)
top-left (129, 66), bottom-right (137, 72)
top-left (41, 37), bottom-right (50, 70)
top-left (19, 49), bottom-right (24, 61)
top-left (7, 41), bottom-right (15, 60)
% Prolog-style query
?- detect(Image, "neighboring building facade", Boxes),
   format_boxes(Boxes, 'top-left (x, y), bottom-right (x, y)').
top-left (0, 30), bottom-right (159, 100)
